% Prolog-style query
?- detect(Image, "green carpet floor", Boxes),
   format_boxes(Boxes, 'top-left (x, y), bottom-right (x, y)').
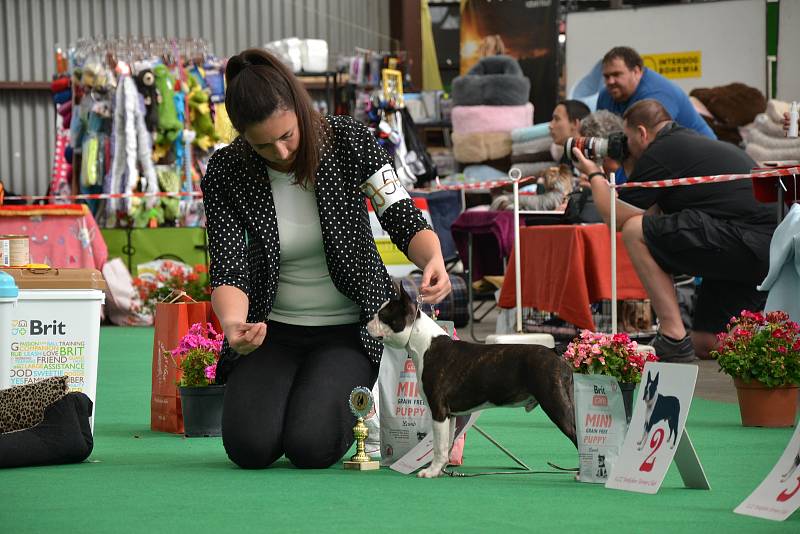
top-left (1, 326), bottom-right (797, 533)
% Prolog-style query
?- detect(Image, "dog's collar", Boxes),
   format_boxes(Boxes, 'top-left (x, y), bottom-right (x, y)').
top-left (399, 296), bottom-right (424, 348)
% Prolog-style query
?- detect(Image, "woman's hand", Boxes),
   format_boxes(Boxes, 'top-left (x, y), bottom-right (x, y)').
top-left (407, 229), bottom-right (451, 304)
top-left (420, 256), bottom-right (451, 305)
top-left (223, 321), bottom-right (267, 355)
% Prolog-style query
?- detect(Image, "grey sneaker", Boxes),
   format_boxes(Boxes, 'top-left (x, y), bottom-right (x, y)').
top-left (650, 332), bottom-right (698, 364)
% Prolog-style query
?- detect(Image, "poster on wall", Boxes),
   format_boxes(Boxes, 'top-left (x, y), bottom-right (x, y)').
top-left (459, 0), bottom-right (558, 124)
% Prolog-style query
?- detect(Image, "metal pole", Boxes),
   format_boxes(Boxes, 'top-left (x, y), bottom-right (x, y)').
top-left (511, 168), bottom-right (523, 333)
top-left (472, 424), bottom-right (531, 471)
top-left (610, 173), bottom-right (617, 335)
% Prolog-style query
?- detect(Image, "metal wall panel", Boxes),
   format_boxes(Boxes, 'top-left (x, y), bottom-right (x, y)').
top-left (0, 0), bottom-right (392, 196)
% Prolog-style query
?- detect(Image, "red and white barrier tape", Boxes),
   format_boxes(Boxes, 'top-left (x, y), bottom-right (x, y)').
top-left (614, 166), bottom-right (800, 189)
top-left (5, 167), bottom-right (799, 201)
top-left (435, 179), bottom-right (515, 190)
top-left (433, 166), bottom-right (800, 191)
top-left (4, 191), bottom-right (203, 202)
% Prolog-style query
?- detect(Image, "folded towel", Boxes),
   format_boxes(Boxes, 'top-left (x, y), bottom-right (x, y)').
top-left (745, 143), bottom-right (800, 163)
top-left (745, 128), bottom-right (800, 150)
top-left (512, 136), bottom-right (554, 155)
top-left (767, 99), bottom-right (792, 124)
top-left (752, 113), bottom-right (787, 137)
top-left (452, 132), bottom-right (512, 163)
top-left (451, 103), bottom-right (534, 135)
top-left (510, 150), bottom-right (553, 164)
top-left (462, 164), bottom-right (508, 181)
top-left (511, 123), bottom-right (551, 143)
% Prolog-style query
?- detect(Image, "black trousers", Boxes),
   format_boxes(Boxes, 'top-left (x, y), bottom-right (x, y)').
top-left (221, 321), bottom-right (375, 469)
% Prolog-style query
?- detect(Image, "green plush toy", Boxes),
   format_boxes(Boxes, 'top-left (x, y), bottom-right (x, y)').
top-left (153, 65), bottom-right (182, 149)
top-left (156, 166), bottom-right (181, 222)
top-left (187, 75), bottom-right (220, 152)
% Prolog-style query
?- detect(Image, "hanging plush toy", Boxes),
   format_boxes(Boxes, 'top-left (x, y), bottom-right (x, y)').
top-left (187, 75), bottom-right (219, 152)
top-left (135, 69), bottom-right (159, 133)
top-left (152, 64), bottom-right (182, 158)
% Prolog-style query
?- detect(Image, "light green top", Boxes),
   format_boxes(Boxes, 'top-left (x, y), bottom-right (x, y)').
top-left (267, 169), bottom-right (361, 326)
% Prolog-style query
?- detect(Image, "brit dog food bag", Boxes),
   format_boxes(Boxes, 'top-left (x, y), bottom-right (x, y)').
top-left (574, 374), bottom-right (628, 483)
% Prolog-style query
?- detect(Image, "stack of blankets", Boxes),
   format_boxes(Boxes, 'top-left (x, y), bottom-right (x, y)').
top-left (740, 99), bottom-right (800, 163)
top-left (450, 55), bottom-right (533, 171)
top-left (509, 123), bottom-right (557, 178)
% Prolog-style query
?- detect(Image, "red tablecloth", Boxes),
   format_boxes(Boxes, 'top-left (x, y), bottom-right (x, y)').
top-left (0, 206), bottom-right (107, 269)
top-left (497, 224), bottom-right (647, 330)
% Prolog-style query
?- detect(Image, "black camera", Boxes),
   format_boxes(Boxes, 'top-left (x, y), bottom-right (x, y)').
top-left (565, 132), bottom-right (629, 162)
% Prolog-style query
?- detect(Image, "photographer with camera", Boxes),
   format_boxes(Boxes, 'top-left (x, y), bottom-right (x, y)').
top-left (570, 99), bottom-right (776, 362)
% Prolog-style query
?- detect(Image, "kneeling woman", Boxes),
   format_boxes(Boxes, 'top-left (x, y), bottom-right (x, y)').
top-left (202, 48), bottom-right (450, 469)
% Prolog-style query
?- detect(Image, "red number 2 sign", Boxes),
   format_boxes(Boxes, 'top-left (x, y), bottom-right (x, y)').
top-left (639, 428), bottom-right (665, 473)
top-left (777, 476), bottom-right (800, 503)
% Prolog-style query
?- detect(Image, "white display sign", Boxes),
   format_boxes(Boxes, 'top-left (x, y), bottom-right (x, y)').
top-left (605, 362), bottom-right (708, 494)
top-left (390, 413), bottom-right (479, 475)
top-left (735, 423), bottom-right (800, 521)
top-left (574, 374), bottom-right (628, 484)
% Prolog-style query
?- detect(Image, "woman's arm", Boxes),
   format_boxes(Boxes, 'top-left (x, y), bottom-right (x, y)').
top-left (407, 229), bottom-right (451, 304)
top-left (201, 147), bottom-right (265, 354)
top-left (211, 285), bottom-right (266, 355)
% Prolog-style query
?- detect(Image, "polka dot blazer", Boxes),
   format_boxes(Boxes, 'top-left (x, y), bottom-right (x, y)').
top-left (201, 114), bottom-right (431, 378)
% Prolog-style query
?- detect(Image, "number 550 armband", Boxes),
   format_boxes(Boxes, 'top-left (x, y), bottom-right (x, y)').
top-left (359, 164), bottom-right (410, 216)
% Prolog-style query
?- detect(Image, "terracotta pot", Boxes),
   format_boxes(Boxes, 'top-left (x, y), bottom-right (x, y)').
top-left (733, 378), bottom-right (799, 427)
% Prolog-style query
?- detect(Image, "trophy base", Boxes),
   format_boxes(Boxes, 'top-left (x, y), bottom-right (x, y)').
top-left (343, 460), bottom-right (380, 471)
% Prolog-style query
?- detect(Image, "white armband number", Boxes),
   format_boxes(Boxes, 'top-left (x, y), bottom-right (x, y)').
top-left (360, 164), bottom-right (410, 216)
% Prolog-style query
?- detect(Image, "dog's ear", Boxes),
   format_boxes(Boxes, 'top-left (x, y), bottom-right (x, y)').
top-left (395, 279), bottom-right (413, 303)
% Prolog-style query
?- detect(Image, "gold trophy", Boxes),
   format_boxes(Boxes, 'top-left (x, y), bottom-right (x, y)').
top-left (343, 386), bottom-right (380, 470)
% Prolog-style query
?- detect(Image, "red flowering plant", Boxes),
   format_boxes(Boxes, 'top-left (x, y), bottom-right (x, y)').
top-left (564, 330), bottom-right (659, 384)
top-left (171, 322), bottom-right (224, 387)
top-left (132, 260), bottom-right (211, 317)
top-left (710, 310), bottom-right (800, 387)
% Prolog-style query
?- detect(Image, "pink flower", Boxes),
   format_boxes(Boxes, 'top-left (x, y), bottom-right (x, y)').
top-left (204, 364), bottom-right (217, 380)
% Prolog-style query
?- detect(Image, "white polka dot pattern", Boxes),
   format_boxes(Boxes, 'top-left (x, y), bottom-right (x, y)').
top-left (201, 115), bottom-right (431, 369)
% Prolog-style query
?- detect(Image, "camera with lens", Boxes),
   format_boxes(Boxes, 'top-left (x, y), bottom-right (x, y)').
top-left (565, 132), bottom-right (629, 162)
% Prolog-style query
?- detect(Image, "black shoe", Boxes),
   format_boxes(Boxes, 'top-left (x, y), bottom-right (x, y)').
top-left (650, 332), bottom-right (698, 364)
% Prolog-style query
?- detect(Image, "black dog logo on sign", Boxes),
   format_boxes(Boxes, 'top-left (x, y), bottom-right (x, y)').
top-left (596, 454), bottom-right (607, 479)
top-left (636, 371), bottom-right (681, 457)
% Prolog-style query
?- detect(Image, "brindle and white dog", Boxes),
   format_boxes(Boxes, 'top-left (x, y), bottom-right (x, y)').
top-left (367, 282), bottom-right (577, 478)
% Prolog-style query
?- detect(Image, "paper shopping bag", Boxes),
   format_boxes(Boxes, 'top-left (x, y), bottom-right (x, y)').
top-left (150, 293), bottom-right (219, 434)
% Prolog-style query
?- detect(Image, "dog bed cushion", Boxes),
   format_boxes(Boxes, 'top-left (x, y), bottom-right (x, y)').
top-left (0, 392), bottom-right (94, 468)
top-left (451, 103), bottom-right (534, 135)
top-left (452, 132), bottom-right (512, 163)
top-left (511, 123), bottom-right (551, 144)
top-left (0, 376), bottom-right (69, 433)
top-left (512, 136), bottom-right (554, 156)
top-left (452, 55), bottom-right (530, 107)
